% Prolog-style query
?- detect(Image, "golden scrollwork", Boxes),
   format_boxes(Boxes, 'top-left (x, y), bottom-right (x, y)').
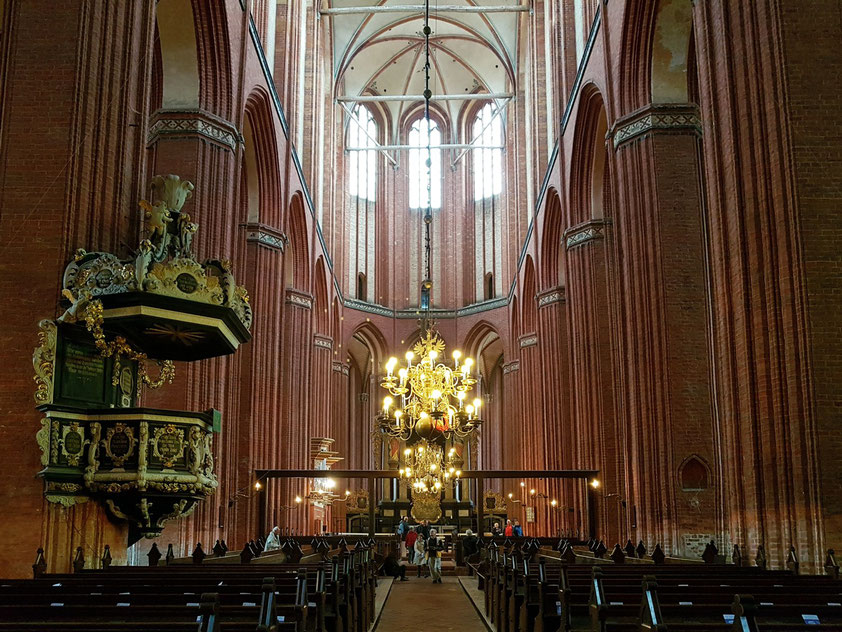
top-left (33, 320), bottom-right (57, 404)
top-left (145, 257), bottom-right (223, 304)
top-left (410, 491), bottom-right (442, 523)
top-left (103, 423), bottom-right (137, 468)
top-left (36, 418), bottom-right (50, 466)
top-left (152, 424), bottom-right (185, 469)
top-left (60, 422), bottom-right (88, 466)
top-left (483, 491), bottom-right (508, 513)
top-left (83, 299), bottom-right (176, 395)
top-left (346, 489), bottom-right (369, 514)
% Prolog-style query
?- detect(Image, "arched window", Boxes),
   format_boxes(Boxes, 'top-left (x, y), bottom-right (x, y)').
top-left (472, 103), bottom-right (504, 200)
top-left (408, 117), bottom-right (442, 209)
top-left (484, 273), bottom-right (494, 301)
top-left (348, 105), bottom-right (377, 201)
top-left (357, 273), bottom-right (367, 301)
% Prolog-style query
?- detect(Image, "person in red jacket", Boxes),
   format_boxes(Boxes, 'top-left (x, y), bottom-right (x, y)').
top-left (504, 519), bottom-right (514, 537)
top-left (405, 527), bottom-right (418, 564)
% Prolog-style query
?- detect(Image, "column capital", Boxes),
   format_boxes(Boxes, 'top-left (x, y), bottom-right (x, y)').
top-left (286, 288), bottom-right (314, 309)
top-left (564, 219), bottom-right (611, 250)
top-left (537, 286), bottom-right (566, 308)
top-left (148, 109), bottom-right (242, 152)
top-left (610, 103), bottom-right (701, 149)
top-left (243, 223), bottom-right (287, 252)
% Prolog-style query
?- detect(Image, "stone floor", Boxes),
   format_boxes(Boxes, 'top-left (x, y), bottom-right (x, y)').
top-left (374, 575), bottom-right (488, 632)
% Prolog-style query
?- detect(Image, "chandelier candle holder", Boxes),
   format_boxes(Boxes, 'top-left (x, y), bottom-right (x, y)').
top-left (399, 444), bottom-right (462, 493)
top-left (378, 328), bottom-right (483, 442)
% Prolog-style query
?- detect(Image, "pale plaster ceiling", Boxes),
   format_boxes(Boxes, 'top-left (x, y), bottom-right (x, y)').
top-left (327, 0), bottom-right (522, 140)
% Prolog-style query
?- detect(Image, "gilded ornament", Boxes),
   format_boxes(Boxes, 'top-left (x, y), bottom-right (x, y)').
top-left (36, 418), bottom-right (50, 466)
top-left (60, 422), bottom-right (88, 467)
top-left (104, 423), bottom-right (137, 468)
top-left (152, 424), bottom-right (185, 469)
top-left (33, 320), bottom-right (57, 404)
top-left (410, 491), bottom-right (442, 523)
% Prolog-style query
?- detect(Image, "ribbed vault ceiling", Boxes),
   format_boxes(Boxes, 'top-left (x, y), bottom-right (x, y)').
top-left (328, 0), bottom-right (522, 139)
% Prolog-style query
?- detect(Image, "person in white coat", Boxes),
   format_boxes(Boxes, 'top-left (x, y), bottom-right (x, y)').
top-left (263, 526), bottom-right (281, 552)
top-left (413, 526), bottom-right (428, 577)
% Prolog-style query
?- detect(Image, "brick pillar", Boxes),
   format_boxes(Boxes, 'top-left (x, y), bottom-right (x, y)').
top-left (563, 220), bottom-right (626, 546)
top-left (0, 0), bottom-right (155, 576)
top-left (280, 289), bottom-right (314, 532)
top-left (537, 288), bottom-right (570, 536)
top-left (693, 1), bottom-right (830, 570)
top-left (608, 105), bottom-right (715, 554)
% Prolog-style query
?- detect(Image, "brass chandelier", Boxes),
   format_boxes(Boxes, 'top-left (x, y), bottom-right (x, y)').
top-left (400, 444), bottom-right (462, 493)
top-left (378, 331), bottom-right (483, 441)
top-left (376, 0), bottom-right (482, 493)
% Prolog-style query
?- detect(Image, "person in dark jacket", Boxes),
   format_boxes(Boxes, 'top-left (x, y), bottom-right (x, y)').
top-left (426, 528), bottom-right (444, 583)
top-left (491, 522), bottom-right (502, 537)
top-left (383, 553), bottom-right (408, 581)
top-left (463, 529), bottom-right (479, 560)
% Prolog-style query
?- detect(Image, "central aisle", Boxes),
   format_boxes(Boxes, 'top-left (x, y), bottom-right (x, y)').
top-left (374, 576), bottom-right (487, 632)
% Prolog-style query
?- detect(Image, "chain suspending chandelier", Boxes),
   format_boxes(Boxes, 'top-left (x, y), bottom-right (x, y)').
top-left (376, 0), bottom-right (482, 491)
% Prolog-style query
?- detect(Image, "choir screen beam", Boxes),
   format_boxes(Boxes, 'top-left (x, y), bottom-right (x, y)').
top-left (337, 93), bottom-right (514, 102)
top-left (346, 144), bottom-right (504, 151)
top-left (321, 5), bottom-right (530, 15)
top-left (254, 469), bottom-right (600, 537)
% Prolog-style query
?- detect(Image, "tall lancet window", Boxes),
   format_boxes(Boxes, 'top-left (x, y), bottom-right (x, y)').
top-left (347, 105), bottom-right (377, 302)
top-left (408, 117), bottom-right (442, 209)
top-left (472, 103), bottom-right (503, 200)
top-left (471, 102), bottom-right (504, 303)
top-left (348, 105), bottom-right (378, 200)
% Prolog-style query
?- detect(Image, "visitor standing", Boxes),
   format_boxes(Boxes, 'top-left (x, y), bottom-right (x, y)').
top-left (397, 516), bottom-right (410, 558)
top-left (405, 526), bottom-right (418, 564)
top-left (426, 528), bottom-right (443, 583)
top-left (513, 520), bottom-right (523, 537)
top-left (462, 529), bottom-right (479, 560)
top-left (263, 526), bottom-right (281, 552)
top-left (491, 522), bottom-right (502, 537)
top-left (414, 526), bottom-right (428, 577)
top-left (504, 519), bottom-right (514, 537)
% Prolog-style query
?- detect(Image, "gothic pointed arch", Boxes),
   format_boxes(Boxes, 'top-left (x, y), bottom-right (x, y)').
top-left (243, 88), bottom-right (281, 226)
top-left (521, 256), bottom-right (537, 335)
top-left (286, 192), bottom-right (311, 291)
top-left (313, 257), bottom-right (330, 335)
top-left (569, 84), bottom-right (609, 225)
top-left (540, 187), bottom-right (564, 290)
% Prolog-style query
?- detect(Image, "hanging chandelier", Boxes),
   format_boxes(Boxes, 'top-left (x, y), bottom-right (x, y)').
top-left (375, 0), bottom-right (482, 496)
top-left (378, 331), bottom-right (483, 441)
top-left (400, 444), bottom-right (462, 493)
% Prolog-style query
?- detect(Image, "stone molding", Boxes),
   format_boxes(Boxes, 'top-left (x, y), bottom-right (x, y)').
top-left (244, 223), bottom-right (287, 252)
top-left (564, 219), bottom-right (610, 250)
top-left (314, 334), bottom-right (333, 350)
top-left (537, 287), bottom-right (566, 308)
top-left (611, 103), bottom-right (702, 149)
top-left (502, 360), bottom-right (520, 374)
top-left (148, 109), bottom-right (242, 152)
top-left (342, 296), bottom-right (508, 319)
top-left (519, 334), bottom-right (538, 348)
top-left (332, 361), bottom-right (350, 375)
top-left (285, 289), bottom-right (313, 310)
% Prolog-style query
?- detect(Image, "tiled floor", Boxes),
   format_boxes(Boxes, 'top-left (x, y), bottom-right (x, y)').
top-left (375, 575), bottom-right (488, 631)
